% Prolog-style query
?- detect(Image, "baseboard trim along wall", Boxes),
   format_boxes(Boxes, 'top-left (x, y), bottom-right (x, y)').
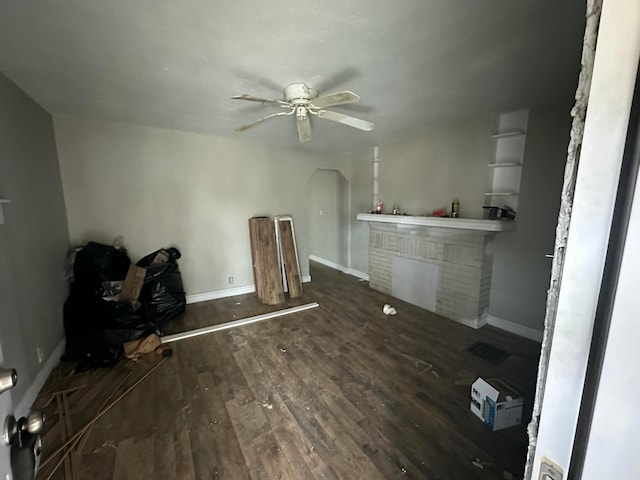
top-left (346, 268), bottom-right (369, 281)
top-left (487, 315), bottom-right (544, 342)
top-left (456, 315), bottom-right (488, 330)
top-left (309, 255), bottom-right (345, 272)
top-left (186, 276), bottom-right (312, 305)
top-left (309, 255), bottom-right (369, 281)
top-left (16, 337), bottom-right (66, 417)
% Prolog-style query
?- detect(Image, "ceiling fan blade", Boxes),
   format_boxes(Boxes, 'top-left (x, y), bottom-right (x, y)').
top-left (316, 109), bottom-right (374, 131)
top-left (231, 94), bottom-right (289, 106)
top-left (311, 91), bottom-right (360, 109)
top-left (296, 110), bottom-right (311, 143)
top-left (235, 111), bottom-right (292, 132)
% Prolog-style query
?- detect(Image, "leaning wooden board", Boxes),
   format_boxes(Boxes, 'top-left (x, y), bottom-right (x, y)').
top-left (248, 217), bottom-right (285, 305)
top-left (277, 218), bottom-right (303, 298)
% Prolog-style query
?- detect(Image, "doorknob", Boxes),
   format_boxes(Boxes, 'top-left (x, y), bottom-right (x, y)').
top-left (3, 412), bottom-right (45, 480)
top-left (0, 368), bottom-right (45, 480)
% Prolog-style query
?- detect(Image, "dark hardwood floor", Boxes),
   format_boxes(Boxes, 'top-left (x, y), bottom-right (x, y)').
top-left (36, 261), bottom-right (541, 479)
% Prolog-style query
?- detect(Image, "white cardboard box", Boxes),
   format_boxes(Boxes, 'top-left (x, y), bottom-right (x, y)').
top-left (470, 377), bottom-right (523, 431)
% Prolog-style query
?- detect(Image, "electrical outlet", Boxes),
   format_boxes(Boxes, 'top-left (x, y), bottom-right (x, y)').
top-left (36, 347), bottom-right (44, 364)
top-left (228, 276), bottom-right (234, 284)
top-left (539, 457), bottom-right (563, 480)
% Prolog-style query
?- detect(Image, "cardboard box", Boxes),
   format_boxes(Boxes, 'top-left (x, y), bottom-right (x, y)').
top-left (470, 377), bottom-right (523, 431)
top-left (119, 265), bottom-right (146, 303)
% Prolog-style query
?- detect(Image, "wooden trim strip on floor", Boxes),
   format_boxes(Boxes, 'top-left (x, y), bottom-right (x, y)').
top-left (160, 302), bottom-right (320, 344)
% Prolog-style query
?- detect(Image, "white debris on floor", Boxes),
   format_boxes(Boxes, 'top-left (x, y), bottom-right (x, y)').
top-left (382, 304), bottom-right (397, 315)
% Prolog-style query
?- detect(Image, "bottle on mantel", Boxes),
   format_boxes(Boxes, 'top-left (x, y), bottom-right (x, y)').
top-left (451, 199), bottom-right (460, 218)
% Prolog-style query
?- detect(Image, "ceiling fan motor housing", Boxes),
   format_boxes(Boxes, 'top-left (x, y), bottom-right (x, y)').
top-left (284, 83), bottom-right (318, 104)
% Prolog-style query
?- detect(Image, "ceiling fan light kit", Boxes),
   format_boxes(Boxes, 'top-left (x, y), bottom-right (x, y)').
top-left (232, 82), bottom-right (374, 143)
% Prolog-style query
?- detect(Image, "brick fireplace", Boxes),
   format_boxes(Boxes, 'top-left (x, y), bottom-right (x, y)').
top-left (357, 214), bottom-right (515, 328)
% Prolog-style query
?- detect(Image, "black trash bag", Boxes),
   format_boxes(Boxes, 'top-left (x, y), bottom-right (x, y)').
top-left (72, 242), bottom-right (130, 293)
top-left (74, 348), bottom-right (124, 373)
top-left (62, 279), bottom-right (155, 362)
top-left (136, 247), bottom-right (186, 326)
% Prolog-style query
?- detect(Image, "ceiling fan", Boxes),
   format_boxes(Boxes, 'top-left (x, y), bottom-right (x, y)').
top-left (232, 83), bottom-right (374, 143)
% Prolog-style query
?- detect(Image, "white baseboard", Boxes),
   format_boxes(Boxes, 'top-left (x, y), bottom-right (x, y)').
top-left (16, 337), bottom-right (66, 417)
top-left (456, 315), bottom-right (488, 330)
top-left (186, 275), bottom-right (312, 305)
top-left (186, 285), bottom-right (256, 304)
top-left (309, 255), bottom-right (346, 272)
top-left (487, 315), bottom-right (543, 342)
top-left (345, 268), bottom-right (369, 281)
top-left (309, 255), bottom-right (369, 281)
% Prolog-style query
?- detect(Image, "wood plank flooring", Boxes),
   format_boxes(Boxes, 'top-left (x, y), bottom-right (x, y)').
top-left (35, 261), bottom-right (541, 479)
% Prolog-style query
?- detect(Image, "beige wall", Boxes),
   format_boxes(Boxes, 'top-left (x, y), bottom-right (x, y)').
top-left (377, 116), bottom-right (492, 218)
top-left (309, 169), bottom-right (348, 267)
top-left (54, 115), bottom-right (350, 296)
top-left (348, 147), bottom-right (374, 276)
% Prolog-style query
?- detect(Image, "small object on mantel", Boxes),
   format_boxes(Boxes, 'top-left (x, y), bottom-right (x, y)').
top-left (451, 199), bottom-right (460, 218)
top-left (431, 208), bottom-right (446, 217)
top-left (482, 205), bottom-right (516, 220)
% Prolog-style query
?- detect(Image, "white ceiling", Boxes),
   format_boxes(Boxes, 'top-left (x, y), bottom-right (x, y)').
top-left (0, 0), bottom-right (585, 151)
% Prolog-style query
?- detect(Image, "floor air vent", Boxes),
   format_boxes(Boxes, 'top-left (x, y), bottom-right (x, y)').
top-left (466, 342), bottom-right (510, 365)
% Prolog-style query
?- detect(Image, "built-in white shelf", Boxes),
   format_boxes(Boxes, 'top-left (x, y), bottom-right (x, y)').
top-left (485, 110), bottom-right (529, 212)
top-left (491, 130), bottom-right (526, 139)
top-left (0, 199), bottom-right (12, 225)
top-left (488, 162), bottom-right (522, 168)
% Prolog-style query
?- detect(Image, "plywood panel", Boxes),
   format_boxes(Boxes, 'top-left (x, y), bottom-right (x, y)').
top-left (278, 218), bottom-right (303, 298)
top-left (248, 217), bottom-right (284, 305)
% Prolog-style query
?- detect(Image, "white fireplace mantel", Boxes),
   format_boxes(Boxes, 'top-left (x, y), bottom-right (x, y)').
top-left (356, 213), bottom-right (516, 232)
